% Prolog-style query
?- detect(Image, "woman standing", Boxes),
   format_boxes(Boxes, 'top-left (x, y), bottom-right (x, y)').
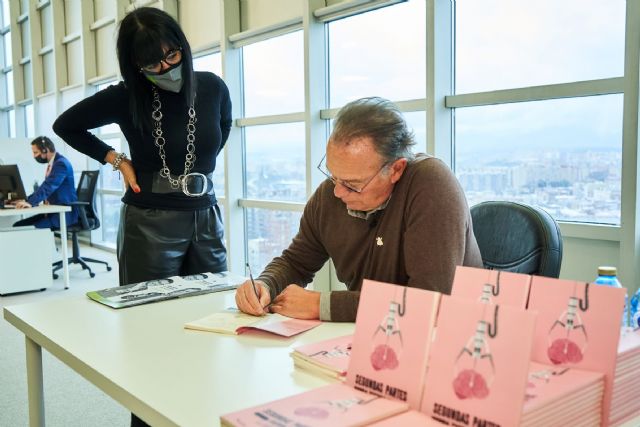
top-left (54, 8), bottom-right (231, 289)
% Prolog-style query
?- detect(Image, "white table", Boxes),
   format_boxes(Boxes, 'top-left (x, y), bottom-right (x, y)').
top-left (3, 291), bottom-right (354, 427)
top-left (0, 205), bottom-right (71, 290)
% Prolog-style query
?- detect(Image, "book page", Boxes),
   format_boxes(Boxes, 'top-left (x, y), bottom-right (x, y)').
top-left (185, 310), bottom-right (321, 337)
top-left (184, 310), bottom-right (262, 335)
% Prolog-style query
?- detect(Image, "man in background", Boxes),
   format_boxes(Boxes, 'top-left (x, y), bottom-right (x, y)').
top-left (235, 97), bottom-right (482, 322)
top-left (12, 136), bottom-right (78, 228)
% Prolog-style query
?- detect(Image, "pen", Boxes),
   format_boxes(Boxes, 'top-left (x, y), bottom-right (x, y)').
top-left (246, 262), bottom-right (273, 311)
top-left (246, 262), bottom-right (261, 302)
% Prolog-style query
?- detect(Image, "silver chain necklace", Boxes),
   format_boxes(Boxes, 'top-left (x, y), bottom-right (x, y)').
top-left (151, 85), bottom-right (197, 189)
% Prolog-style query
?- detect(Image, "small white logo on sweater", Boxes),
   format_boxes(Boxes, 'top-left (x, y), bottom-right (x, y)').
top-left (376, 237), bottom-right (383, 246)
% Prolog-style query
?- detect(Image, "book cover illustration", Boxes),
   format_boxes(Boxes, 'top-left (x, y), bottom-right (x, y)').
top-left (292, 334), bottom-right (352, 378)
top-left (86, 271), bottom-right (246, 308)
top-left (451, 266), bottom-right (532, 308)
top-left (546, 282), bottom-right (589, 365)
top-left (346, 280), bottom-right (440, 410)
top-left (421, 296), bottom-right (536, 427)
top-left (220, 382), bottom-right (408, 427)
top-left (185, 309), bottom-right (321, 337)
top-left (527, 276), bottom-right (626, 424)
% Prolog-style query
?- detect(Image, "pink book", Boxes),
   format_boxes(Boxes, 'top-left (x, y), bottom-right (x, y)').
top-left (368, 409), bottom-right (442, 426)
top-left (523, 361), bottom-right (604, 415)
top-left (291, 334), bottom-right (352, 379)
top-left (345, 280), bottom-right (441, 410)
top-left (421, 295), bottom-right (536, 427)
top-left (527, 277), bottom-right (626, 424)
top-left (220, 382), bottom-right (408, 427)
top-left (451, 266), bottom-right (532, 308)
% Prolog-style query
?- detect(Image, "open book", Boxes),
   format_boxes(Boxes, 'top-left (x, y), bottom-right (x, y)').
top-left (87, 271), bottom-right (245, 309)
top-left (185, 309), bottom-right (321, 337)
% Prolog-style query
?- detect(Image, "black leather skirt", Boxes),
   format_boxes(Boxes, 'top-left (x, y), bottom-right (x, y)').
top-left (116, 203), bottom-right (227, 285)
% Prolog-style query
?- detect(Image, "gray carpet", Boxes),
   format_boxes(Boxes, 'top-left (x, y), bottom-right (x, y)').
top-left (0, 244), bottom-right (130, 427)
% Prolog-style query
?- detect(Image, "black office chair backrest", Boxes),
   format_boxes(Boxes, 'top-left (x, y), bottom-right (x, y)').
top-left (75, 170), bottom-right (100, 231)
top-left (470, 201), bottom-right (563, 278)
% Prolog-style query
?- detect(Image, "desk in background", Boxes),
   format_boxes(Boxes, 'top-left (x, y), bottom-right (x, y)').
top-left (3, 290), bottom-right (354, 426)
top-left (0, 205), bottom-right (71, 291)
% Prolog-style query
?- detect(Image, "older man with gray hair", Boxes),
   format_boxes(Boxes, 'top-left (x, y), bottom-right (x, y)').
top-left (236, 97), bottom-right (482, 322)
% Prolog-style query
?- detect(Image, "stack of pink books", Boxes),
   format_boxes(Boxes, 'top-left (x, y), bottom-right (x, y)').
top-left (290, 334), bottom-right (352, 380)
top-left (610, 328), bottom-right (640, 426)
top-left (527, 276), bottom-right (626, 426)
top-left (521, 362), bottom-right (605, 426)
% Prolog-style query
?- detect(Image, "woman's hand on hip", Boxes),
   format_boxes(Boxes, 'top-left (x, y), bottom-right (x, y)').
top-left (118, 159), bottom-right (140, 193)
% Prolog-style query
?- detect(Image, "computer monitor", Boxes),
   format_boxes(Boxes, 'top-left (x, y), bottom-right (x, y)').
top-left (0, 164), bottom-right (27, 201)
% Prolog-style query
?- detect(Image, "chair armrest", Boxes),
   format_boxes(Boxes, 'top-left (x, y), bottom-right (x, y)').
top-left (68, 201), bottom-right (89, 207)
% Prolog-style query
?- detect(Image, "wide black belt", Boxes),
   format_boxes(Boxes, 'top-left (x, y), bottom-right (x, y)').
top-left (138, 171), bottom-right (215, 197)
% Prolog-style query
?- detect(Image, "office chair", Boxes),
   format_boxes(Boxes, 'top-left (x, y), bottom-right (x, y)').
top-left (470, 201), bottom-right (563, 278)
top-left (52, 170), bottom-right (112, 279)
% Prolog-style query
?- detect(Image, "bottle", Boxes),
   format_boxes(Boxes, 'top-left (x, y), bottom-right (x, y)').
top-left (594, 266), bottom-right (628, 329)
top-left (630, 288), bottom-right (640, 329)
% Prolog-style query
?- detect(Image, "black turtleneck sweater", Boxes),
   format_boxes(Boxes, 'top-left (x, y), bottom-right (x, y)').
top-left (53, 72), bottom-right (232, 210)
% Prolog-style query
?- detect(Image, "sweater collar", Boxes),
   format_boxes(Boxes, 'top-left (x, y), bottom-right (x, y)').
top-left (347, 195), bottom-right (392, 220)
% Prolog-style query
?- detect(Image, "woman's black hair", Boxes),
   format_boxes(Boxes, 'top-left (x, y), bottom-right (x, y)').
top-left (116, 7), bottom-right (196, 131)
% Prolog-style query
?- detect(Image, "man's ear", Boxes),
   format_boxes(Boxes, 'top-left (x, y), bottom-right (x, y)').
top-left (389, 158), bottom-right (408, 184)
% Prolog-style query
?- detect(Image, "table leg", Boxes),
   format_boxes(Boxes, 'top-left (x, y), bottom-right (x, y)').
top-left (25, 336), bottom-right (45, 427)
top-left (59, 212), bottom-right (69, 290)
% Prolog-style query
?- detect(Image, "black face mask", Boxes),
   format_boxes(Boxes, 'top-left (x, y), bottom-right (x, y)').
top-left (34, 155), bottom-right (48, 164)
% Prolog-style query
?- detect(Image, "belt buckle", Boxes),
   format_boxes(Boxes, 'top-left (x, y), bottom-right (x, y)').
top-left (181, 172), bottom-right (209, 197)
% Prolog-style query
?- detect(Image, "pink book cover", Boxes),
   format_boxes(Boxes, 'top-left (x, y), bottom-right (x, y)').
top-left (292, 334), bottom-right (352, 377)
top-left (451, 266), bottom-right (532, 308)
top-left (237, 318), bottom-right (321, 337)
top-left (527, 277), bottom-right (626, 423)
top-left (345, 280), bottom-right (441, 410)
top-left (368, 410), bottom-right (442, 426)
top-left (220, 382), bottom-right (408, 427)
top-left (420, 295), bottom-right (536, 427)
top-left (523, 361), bottom-right (604, 415)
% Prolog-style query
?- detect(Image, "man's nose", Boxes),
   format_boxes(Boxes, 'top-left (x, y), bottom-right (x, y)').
top-left (333, 181), bottom-right (350, 199)
top-left (159, 60), bottom-right (170, 72)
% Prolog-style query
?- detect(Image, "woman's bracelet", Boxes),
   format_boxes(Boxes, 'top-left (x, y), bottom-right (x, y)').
top-left (112, 152), bottom-right (127, 171)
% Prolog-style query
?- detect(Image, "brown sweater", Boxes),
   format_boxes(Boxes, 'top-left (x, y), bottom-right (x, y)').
top-left (258, 155), bottom-right (483, 322)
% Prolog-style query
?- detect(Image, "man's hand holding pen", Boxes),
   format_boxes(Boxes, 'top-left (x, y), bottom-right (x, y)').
top-left (235, 278), bottom-right (272, 316)
top-left (235, 264), bottom-right (321, 320)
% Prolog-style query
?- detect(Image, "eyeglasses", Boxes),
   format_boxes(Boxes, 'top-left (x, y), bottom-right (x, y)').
top-left (317, 153), bottom-right (392, 194)
top-left (140, 48), bottom-right (183, 73)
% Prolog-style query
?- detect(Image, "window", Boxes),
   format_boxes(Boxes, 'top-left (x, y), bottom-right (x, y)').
top-left (93, 81), bottom-right (125, 247)
top-left (328, 0), bottom-right (426, 107)
top-left (193, 51), bottom-right (225, 197)
top-left (241, 31), bottom-right (305, 274)
top-left (193, 52), bottom-right (222, 76)
top-left (456, 0), bottom-right (625, 93)
top-left (24, 102), bottom-right (33, 137)
top-left (245, 123), bottom-right (306, 202)
top-left (242, 31), bottom-right (304, 117)
top-left (456, 95), bottom-right (623, 224)
top-left (246, 208), bottom-right (302, 274)
top-left (453, 0), bottom-right (626, 225)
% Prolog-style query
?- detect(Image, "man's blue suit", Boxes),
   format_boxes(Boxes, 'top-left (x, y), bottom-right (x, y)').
top-left (17, 152), bottom-right (79, 228)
